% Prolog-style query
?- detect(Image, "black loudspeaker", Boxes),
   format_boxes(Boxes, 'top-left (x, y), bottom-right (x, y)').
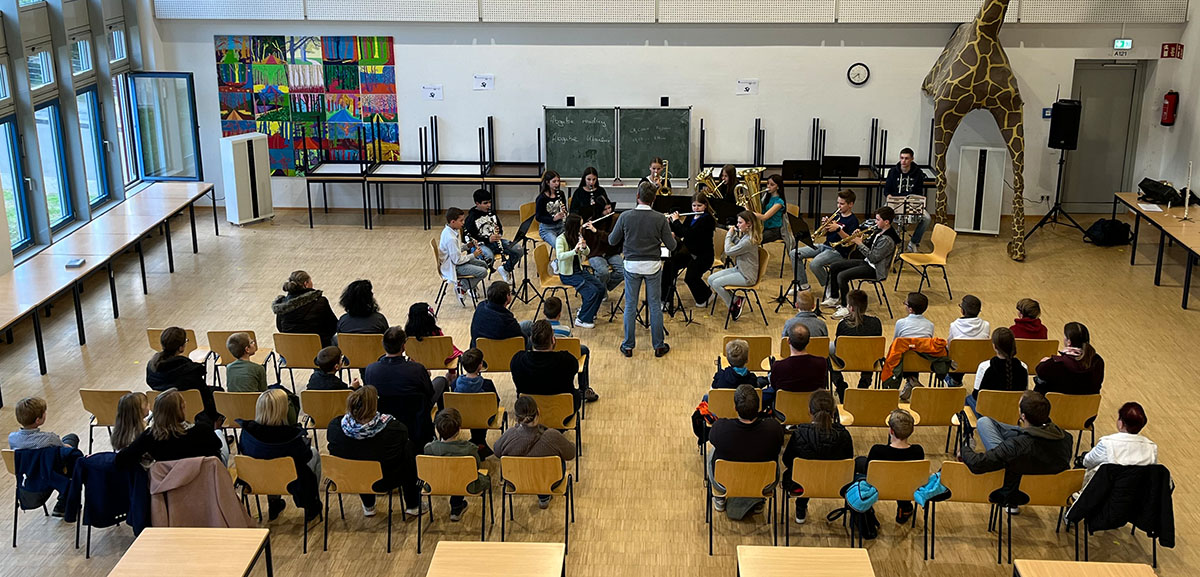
top-left (1048, 99), bottom-right (1081, 150)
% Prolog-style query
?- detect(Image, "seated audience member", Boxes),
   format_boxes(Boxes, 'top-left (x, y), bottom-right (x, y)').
top-left (707, 385), bottom-right (785, 520)
top-left (960, 391), bottom-right (1073, 510)
top-left (494, 396), bottom-right (577, 509)
top-left (1010, 298), bottom-right (1048, 339)
top-left (1034, 322), bottom-right (1104, 395)
top-left (307, 346), bottom-right (361, 391)
top-left (336, 279), bottom-right (389, 338)
top-left (1081, 402), bottom-right (1158, 488)
top-left (405, 302), bottom-right (463, 375)
top-left (146, 326), bottom-right (221, 423)
top-left (894, 292), bottom-right (935, 402)
top-left (966, 328), bottom-right (1029, 412)
top-left (225, 332), bottom-right (268, 393)
top-left (855, 410), bottom-right (924, 523)
top-left (782, 390), bottom-right (854, 524)
top-left (469, 281), bottom-right (533, 349)
top-left (109, 392), bottom-right (149, 452)
top-left (364, 327), bottom-right (438, 449)
top-left (448, 348), bottom-right (499, 456)
top-left (691, 339), bottom-right (762, 444)
top-left (831, 290), bottom-right (883, 399)
top-left (510, 320), bottom-right (581, 410)
top-left (782, 290), bottom-right (829, 340)
top-left (7, 397), bottom-right (81, 517)
top-left (237, 389), bottom-right (321, 523)
top-left (272, 270), bottom-right (338, 347)
top-left (117, 389), bottom-right (224, 469)
top-left (542, 296), bottom-right (596, 402)
top-left (326, 386), bottom-right (425, 517)
top-left (768, 324), bottom-right (829, 395)
top-left (424, 408), bottom-right (490, 521)
top-left (945, 294), bottom-right (991, 386)
top-left (440, 207), bottom-right (489, 302)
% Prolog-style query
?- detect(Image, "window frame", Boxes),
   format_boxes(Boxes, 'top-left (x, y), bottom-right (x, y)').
top-left (70, 39), bottom-right (94, 77)
top-left (26, 49), bottom-right (57, 93)
top-left (108, 25), bottom-right (127, 64)
top-left (112, 73), bottom-right (139, 188)
top-left (128, 71), bottom-right (203, 182)
top-left (33, 99), bottom-right (74, 230)
top-left (76, 86), bottom-right (110, 207)
top-left (1, 115), bottom-right (32, 253)
top-left (0, 59), bottom-right (11, 103)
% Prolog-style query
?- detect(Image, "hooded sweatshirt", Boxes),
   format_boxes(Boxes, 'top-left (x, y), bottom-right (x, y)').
top-left (1010, 317), bottom-right (1048, 339)
top-left (961, 421), bottom-right (1074, 494)
top-left (271, 289), bottom-right (338, 347)
top-left (948, 317), bottom-right (991, 342)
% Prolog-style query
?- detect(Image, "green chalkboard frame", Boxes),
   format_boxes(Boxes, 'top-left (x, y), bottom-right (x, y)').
top-left (617, 107), bottom-right (691, 182)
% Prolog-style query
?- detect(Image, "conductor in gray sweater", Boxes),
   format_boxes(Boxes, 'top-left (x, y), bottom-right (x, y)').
top-left (608, 182), bottom-right (677, 358)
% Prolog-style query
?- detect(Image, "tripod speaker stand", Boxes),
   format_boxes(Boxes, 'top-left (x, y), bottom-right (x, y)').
top-left (1027, 98), bottom-right (1083, 240)
top-left (1025, 149), bottom-right (1083, 239)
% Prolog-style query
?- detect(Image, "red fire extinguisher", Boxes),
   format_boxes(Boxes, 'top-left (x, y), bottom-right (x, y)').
top-left (1162, 91), bottom-right (1179, 126)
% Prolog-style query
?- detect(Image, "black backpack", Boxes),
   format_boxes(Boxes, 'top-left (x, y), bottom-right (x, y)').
top-left (1084, 219), bottom-right (1131, 247)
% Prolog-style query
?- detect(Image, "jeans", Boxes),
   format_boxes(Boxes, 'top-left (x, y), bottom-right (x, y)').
top-left (905, 211), bottom-right (932, 246)
top-left (792, 244), bottom-right (845, 287)
top-left (976, 416), bottom-right (1023, 451)
top-left (826, 260), bottom-right (877, 305)
top-left (708, 268), bottom-right (750, 307)
top-left (480, 240), bottom-right (525, 273)
top-left (588, 254), bottom-right (625, 291)
top-left (964, 392), bottom-right (980, 414)
top-left (538, 222), bottom-right (564, 247)
top-left (621, 267), bottom-right (665, 351)
top-left (560, 271), bottom-right (605, 323)
top-left (456, 258), bottom-right (489, 291)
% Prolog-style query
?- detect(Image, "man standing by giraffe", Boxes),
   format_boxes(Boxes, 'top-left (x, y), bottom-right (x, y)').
top-left (884, 148), bottom-right (931, 253)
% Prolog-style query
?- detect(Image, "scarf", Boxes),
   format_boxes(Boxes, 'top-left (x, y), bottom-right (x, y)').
top-left (1062, 346), bottom-right (1084, 358)
top-left (733, 367), bottom-right (750, 377)
top-left (341, 413), bottom-right (392, 440)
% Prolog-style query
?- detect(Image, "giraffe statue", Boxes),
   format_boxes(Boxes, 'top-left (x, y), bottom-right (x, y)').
top-left (923, 0), bottom-right (1027, 261)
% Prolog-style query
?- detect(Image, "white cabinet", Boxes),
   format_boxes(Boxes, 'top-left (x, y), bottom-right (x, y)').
top-left (220, 133), bottom-right (274, 225)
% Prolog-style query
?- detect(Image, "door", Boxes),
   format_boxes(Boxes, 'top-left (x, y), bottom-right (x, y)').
top-left (1063, 61), bottom-right (1142, 212)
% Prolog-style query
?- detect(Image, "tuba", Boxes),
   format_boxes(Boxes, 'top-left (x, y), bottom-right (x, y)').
top-left (733, 167), bottom-right (766, 214)
top-left (695, 167), bottom-right (723, 200)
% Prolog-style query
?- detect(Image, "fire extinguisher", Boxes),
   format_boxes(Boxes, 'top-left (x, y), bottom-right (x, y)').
top-left (1163, 91), bottom-right (1179, 126)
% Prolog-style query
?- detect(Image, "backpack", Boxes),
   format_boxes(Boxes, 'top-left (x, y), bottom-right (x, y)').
top-left (826, 476), bottom-right (881, 540)
top-left (1084, 219), bottom-right (1131, 247)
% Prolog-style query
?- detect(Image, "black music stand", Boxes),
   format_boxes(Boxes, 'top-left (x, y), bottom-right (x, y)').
top-left (660, 246), bottom-right (694, 326)
top-left (783, 160), bottom-right (822, 217)
top-left (511, 215), bottom-right (540, 305)
top-left (774, 212), bottom-right (814, 312)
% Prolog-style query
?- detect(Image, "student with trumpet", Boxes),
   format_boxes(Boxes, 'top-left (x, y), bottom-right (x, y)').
top-left (662, 193), bottom-right (717, 307)
top-left (791, 190), bottom-right (860, 299)
top-left (827, 206), bottom-right (901, 319)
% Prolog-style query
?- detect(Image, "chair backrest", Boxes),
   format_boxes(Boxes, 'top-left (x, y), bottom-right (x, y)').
top-left (909, 387), bottom-right (968, 427)
top-left (939, 461), bottom-right (1004, 504)
top-left (712, 460), bottom-right (777, 499)
top-left (774, 390), bottom-right (815, 425)
top-left (777, 335), bottom-right (830, 359)
top-left (518, 202), bottom-right (537, 232)
top-left (723, 335), bottom-right (772, 370)
top-left (321, 454), bottom-right (384, 494)
top-left (406, 335), bottom-right (456, 370)
top-left (300, 389), bottom-right (352, 429)
top-left (213, 392), bottom-right (260, 428)
top-left (929, 223), bottom-right (957, 258)
top-left (713, 228), bottom-right (727, 262)
top-left (145, 389), bottom-right (204, 419)
top-left (1045, 393), bottom-right (1102, 431)
top-left (1015, 339), bottom-right (1060, 372)
top-left (520, 393), bottom-right (576, 430)
top-left (233, 455), bottom-right (297, 496)
top-left (501, 456), bottom-right (566, 495)
top-left (337, 333), bottom-right (386, 370)
top-left (417, 455), bottom-right (481, 497)
top-left (443, 392), bottom-right (503, 429)
top-left (786, 204), bottom-right (800, 218)
top-left (147, 328), bottom-right (199, 356)
top-left (534, 243), bottom-right (557, 284)
top-left (948, 338), bottom-right (996, 383)
top-left (1019, 469), bottom-right (1085, 507)
top-left (475, 337), bottom-right (525, 373)
top-left (273, 333), bottom-right (324, 370)
top-left (80, 389), bottom-right (134, 427)
top-left (430, 238), bottom-right (445, 274)
top-left (833, 336), bottom-right (886, 372)
top-left (552, 337), bottom-right (585, 364)
top-left (789, 458), bottom-right (855, 500)
top-left (752, 247), bottom-right (769, 286)
top-left (900, 349), bottom-right (934, 374)
top-left (975, 390), bottom-right (1025, 425)
top-left (1, 450), bottom-right (15, 476)
top-left (207, 330), bottom-right (260, 366)
top-left (866, 459), bottom-right (931, 501)
top-left (843, 388), bottom-right (901, 428)
top-left (707, 388), bottom-right (763, 420)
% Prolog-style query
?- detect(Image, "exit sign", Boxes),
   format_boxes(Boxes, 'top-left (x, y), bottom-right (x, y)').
top-left (1114, 38), bottom-right (1133, 50)
top-left (1162, 43), bottom-right (1185, 59)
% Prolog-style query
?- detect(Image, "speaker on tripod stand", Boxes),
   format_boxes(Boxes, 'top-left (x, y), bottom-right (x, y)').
top-left (1027, 99), bottom-right (1084, 239)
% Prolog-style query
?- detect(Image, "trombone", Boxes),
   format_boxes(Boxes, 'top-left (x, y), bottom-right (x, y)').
top-left (656, 160), bottom-right (672, 196)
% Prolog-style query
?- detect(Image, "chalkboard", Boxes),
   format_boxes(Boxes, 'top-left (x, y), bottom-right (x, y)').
top-left (618, 107), bottom-right (691, 182)
top-left (545, 108), bottom-right (617, 179)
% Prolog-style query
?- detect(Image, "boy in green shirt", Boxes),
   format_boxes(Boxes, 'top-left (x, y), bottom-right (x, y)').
top-left (424, 408), bottom-right (490, 521)
top-left (225, 332), bottom-right (268, 392)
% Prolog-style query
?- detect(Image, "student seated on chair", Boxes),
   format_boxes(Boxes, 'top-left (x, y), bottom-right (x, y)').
top-left (691, 340), bottom-right (763, 444)
top-left (892, 292), bottom-right (935, 403)
top-left (1080, 402), bottom-right (1157, 489)
top-left (827, 206), bottom-right (901, 318)
top-left (802, 190), bottom-right (859, 300)
top-left (146, 326), bottom-right (222, 424)
top-left (945, 295), bottom-right (991, 386)
top-left (307, 346), bottom-right (361, 391)
top-left (707, 211), bottom-right (761, 322)
top-left (855, 409), bottom-right (924, 524)
top-left (768, 324), bottom-right (829, 395)
top-left (753, 175), bottom-right (788, 245)
top-left (336, 279), bottom-right (389, 339)
top-left (109, 392), bottom-right (149, 452)
top-left (580, 196), bottom-right (624, 293)
top-left (8, 397), bottom-right (81, 517)
top-left (510, 320), bottom-right (581, 411)
top-left (469, 281), bottom-right (534, 349)
top-left (556, 214), bottom-right (606, 329)
top-left (663, 193), bottom-right (716, 308)
top-left (466, 188), bottom-right (525, 285)
top-left (117, 389), bottom-right (224, 469)
top-left (1010, 298), bottom-right (1048, 339)
top-left (225, 332), bottom-right (268, 393)
top-left (494, 396), bottom-right (576, 509)
top-left (447, 348), bottom-right (499, 458)
top-left (543, 296), bottom-right (596, 403)
top-left (364, 327), bottom-right (440, 449)
top-left (1033, 321), bottom-right (1104, 396)
top-left (782, 289), bottom-right (829, 341)
top-left (707, 384), bottom-right (785, 520)
top-left (237, 389), bottom-right (321, 524)
top-left (425, 408), bottom-right (490, 522)
top-left (272, 270), bottom-right (339, 347)
top-left (405, 302), bottom-right (463, 382)
top-left (782, 390), bottom-right (853, 524)
top-left (883, 147), bottom-right (931, 252)
top-left (441, 207), bottom-right (489, 304)
top-left (326, 386), bottom-right (426, 518)
top-left (830, 290), bottom-right (883, 401)
top-left (965, 328), bottom-right (1029, 414)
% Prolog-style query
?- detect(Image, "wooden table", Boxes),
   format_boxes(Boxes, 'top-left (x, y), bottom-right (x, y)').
top-left (1013, 559), bottom-right (1156, 577)
top-left (107, 527), bottom-right (272, 577)
top-left (425, 541), bottom-right (565, 577)
top-left (737, 545), bottom-right (875, 577)
top-left (1114, 192), bottom-right (1200, 308)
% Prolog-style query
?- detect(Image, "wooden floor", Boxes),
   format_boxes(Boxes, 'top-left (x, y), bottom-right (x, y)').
top-left (0, 207), bottom-right (1193, 577)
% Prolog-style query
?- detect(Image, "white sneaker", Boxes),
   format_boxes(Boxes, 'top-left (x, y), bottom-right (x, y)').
top-left (499, 268), bottom-right (512, 284)
top-left (832, 306), bottom-right (850, 320)
top-left (822, 297), bottom-right (840, 308)
top-left (695, 297), bottom-right (710, 308)
top-left (907, 242), bottom-right (919, 253)
top-left (455, 284), bottom-right (468, 306)
top-left (405, 501), bottom-right (431, 517)
top-left (362, 504), bottom-right (376, 517)
top-left (574, 318), bottom-right (595, 329)
top-left (550, 260), bottom-right (559, 275)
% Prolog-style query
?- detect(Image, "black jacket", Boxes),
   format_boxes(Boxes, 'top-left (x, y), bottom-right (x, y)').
top-left (961, 421), bottom-right (1073, 495)
top-left (146, 354), bottom-right (207, 393)
top-left (782, 422), bottom-right (854, 491)
top-left (670, 213), bottom-right (716, 261)
top-left (115, 415), bottom-right (223, 470)
top-left (237, 420), bottom-right (320, 512)
top-left (469, 301), bottom-right (523, 348)
top-left (64, 452), bottom-right (150, 534)
top-left (272, 289), bottom-right (338, 347)
top-left (1066, 464), bottom-right (1174, 548)
top-left (326, 416), bottom-right (416, 495)
top-left (569, 186), bottom-right (612, 221)
top-left (884, 164), bottom-right (928, 197)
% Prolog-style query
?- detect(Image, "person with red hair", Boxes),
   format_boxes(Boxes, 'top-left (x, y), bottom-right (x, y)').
top-left (1081, 402), bottom-right (1158, 487)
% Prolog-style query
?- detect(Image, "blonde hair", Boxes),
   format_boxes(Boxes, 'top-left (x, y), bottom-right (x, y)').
top-left (150, 389), bottom-right (189, 441)
top-left (887, 409), bottom-right (915, 440)
top-left (14, 397), bottom-right (47, 428)
top-left (282, 270), bottom-right (311, 293)
top-left (255, 389), bottom-right (290, 426)
top-left (724, 339), bottom-right (749, 368)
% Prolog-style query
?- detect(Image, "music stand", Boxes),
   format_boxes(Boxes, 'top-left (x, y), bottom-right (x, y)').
top-left (660, 245), bottom-right (694, 325)
top-left (511, 214), bottom-right (540, 305)
top-left (783, 160), bottom-right (822, 217)
top-left (774, 211), bottom-right (814, 312)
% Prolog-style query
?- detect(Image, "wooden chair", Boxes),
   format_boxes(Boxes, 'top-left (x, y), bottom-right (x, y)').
top-left (710, 228), bottom-right (728, 272)
top-left (145, 389), bottom-right (204, 421)
top-left (907, 386), bottom-right (970, 452)
top-left (1046, 393), bottom-right (1102, 455)
top-left (552, 337), bottom-right (589, 378)
top-left (784, 458), bottom-right (855, 545)
top-left (213, 392), bottom-right (260, 444)
top-left (777, 335), bottom-right (830, 361)
top-left (320, 454), bottom-right (396, 553)
top-left (273, 332), bottom-right (324, 393)
top-left (443, 392), bottom-right (507, 435)
top-left (499, 456), bottom-right (574, 553)
top-left (718, 335), bottom-right (773, 372)
top-left (899, 349), bottom-right (936, 386)
top-left (233, 455), bottom-right (308, 553)
top-left (894, 223), bottom-right (957, 298)
top-left (865, 460), bottom-right (931, 546)
top-left (519, 393), bottom-right (581, 481)
top-left (406, 335), bottom-right (459, 372)
top-left (79, 389), bottom-right (133, 453)
top-left (851, 275), bottom-right (895, 319)
top-left (431, 238), bottom-right (483, 315)
top-left (2, 448), bottom-right (52, 547)
top-left (954, 390), bottom-right (1025, 444)
top-left (532, 243), bottom-right (573, 321)
top-left (830, 336), bottom-right (887, 388)
top-left (706, 388), bottom-right (763, 422)
top-left (1015, 338), bottom-right (1059, 371)
top-left (707, 459), bottom-right (778, 555)
top-left (926, 461), bottom-right (1005, 560)
top-left (840, 388), bottom-right (919, 430)
top-left (300, 389), bottom-right (351, 452)
top-left (146, 327), bottom-right (211, 365)
top-left (710, 247), bottom-right (770, 329)
top-left (997, 469), bottom-right (1086, 564)
top-left (518, 201), bottom-right (539, 246)
top-left (948, 338), bottom-right (997, 386)
top-left (336, 333), bottom-right (385, 373)
top-left (206, 330), bottom-right (277, 388)
top-left (773, 390), bottom-right (815, 426)
top-left (415, 455), bottom-right (494, 553)
top-left (474, 336), bottom-right (525, 373)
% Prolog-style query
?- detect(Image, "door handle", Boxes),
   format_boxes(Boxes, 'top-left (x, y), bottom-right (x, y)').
top-left (24, 177), bottom-right (34, 194)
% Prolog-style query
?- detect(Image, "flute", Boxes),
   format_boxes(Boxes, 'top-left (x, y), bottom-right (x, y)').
top-left (585, 211), bottom-right (615, 226)
top-left (669, 211), bottom-right (704, 218)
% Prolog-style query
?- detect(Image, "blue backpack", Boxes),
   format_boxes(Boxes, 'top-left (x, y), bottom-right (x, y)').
top-left (845, 478), bottom-right (879, 513)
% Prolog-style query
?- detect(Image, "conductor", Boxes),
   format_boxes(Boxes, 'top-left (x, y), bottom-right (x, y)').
top-left (608, 182), bottom-right (677, 358)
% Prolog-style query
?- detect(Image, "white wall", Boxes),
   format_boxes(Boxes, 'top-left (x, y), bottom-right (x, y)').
top-left (141, 16), bottom-right (1183, 215)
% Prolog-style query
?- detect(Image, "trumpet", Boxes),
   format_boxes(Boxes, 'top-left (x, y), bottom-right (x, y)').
top-left (810, 213), bottom-right (839, 243)
top-left (830, 225), bottom-right (878, 248)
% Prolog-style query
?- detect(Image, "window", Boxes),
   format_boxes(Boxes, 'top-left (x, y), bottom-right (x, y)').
top-left (27, 50), bottom-right (55, 91)
top-left (71, 40), bottom-right (93, 76)
top-left (77, 89), bottom-right (108, 205)
top-left (0, 61), bottom-right (10, 101)
top-left (108, 27), bottom-right (127, 63)
top-left (33, 102), bottom-right (72, 228)
top-left (17, 0), bottom-right (43, 5)
top-left (129, 73), bottom-right (202, 181)
top-left (112, 73), bottom-right (137, 186)
top-left (1, 118), bottom-right (30, 251)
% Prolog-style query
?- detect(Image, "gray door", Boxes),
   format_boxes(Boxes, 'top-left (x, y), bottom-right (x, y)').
top-left (1063, 61), bottom-right (1142, 213)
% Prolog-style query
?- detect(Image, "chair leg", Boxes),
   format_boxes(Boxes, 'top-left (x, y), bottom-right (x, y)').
top-left (302, 500), bottom-right (309, 554)
top-left (500, 491), bottom-right (507, 542)
top-left (893, 258), bottom-right (904, 290)
top-left (707, 485), bottom-right (714, 556)
top-left (1007, 508), bottom-right (1012, 564)
top-left (480, 491), bottom-right (488, 542)
top-left (386, 493), bottom-right (393, 553)
top-left (564, 480), bottom-right (571, 555)
top-left (996, 506), bottom-right (1002, 564)
top-left (940, 266), bottom-right (952, 299)
top-left (338, 494), bottom-right (345, 519)
top-left (416, 493), bottom-right (423, 554)
top-left (784, 493), bottom-right (789, 546)
top-left (322, 489), bottom-right (330, 552)
top-left (86, 524), bottom-right (92, 559)
top-left (752, 290), bottom-right (768, 326)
